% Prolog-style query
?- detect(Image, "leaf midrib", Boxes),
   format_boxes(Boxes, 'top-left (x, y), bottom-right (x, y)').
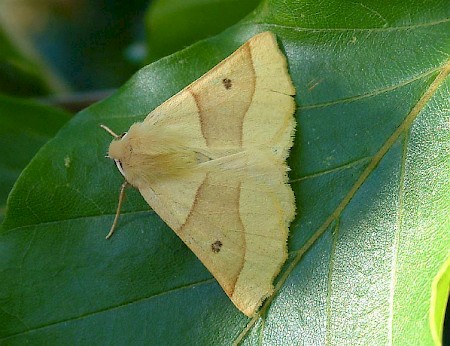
top-left (234, 58), bottom-right (450, 345)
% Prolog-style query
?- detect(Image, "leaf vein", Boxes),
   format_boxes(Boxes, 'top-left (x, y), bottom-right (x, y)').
top-left (289, 156), bottom-right (371, 183)
top-left (252, 17), bottom-right (450, 33)
top-left (387, 129), bottom-right (410, 344)
top-left (325, 220), bottom-right (340, 345)
top-left (2, 209), bottom-right (152, 235)
top-left (299, 66), bottom-right (442, 110)
top-left (0, 278), bottom-right (215, 341)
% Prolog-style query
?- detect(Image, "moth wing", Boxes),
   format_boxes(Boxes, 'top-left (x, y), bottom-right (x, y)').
top-left (143, 31), bottom-right (295, 153)
top-left (138, 153), bottom-right (293, 317)
top-left (135, 31), bottom-right (296, 316)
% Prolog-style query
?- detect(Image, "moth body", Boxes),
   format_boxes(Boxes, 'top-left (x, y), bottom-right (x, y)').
top-left (109, 123), bottom-right (203, 187)
top-left (104, 31), bottom-right (296, 317)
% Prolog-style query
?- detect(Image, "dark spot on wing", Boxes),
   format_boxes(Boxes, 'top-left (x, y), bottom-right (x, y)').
top-left (222, 78), bottom-right (232, 90)
top-left (211, 240), bottom-right (223, 253)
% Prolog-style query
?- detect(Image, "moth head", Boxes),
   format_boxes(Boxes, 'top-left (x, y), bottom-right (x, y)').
top-left (100, 125), bottom-right (130, 177)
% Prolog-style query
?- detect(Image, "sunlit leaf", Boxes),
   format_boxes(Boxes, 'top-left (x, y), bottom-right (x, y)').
top-left (1, 0), bottom-right (449, 344)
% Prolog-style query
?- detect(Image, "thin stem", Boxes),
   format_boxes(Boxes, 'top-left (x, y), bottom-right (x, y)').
top-left (106, 181), bottom-right (129, 239)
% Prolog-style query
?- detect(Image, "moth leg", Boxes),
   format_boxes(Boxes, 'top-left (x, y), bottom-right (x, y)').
top-left (106, 181), bottom-right (129, 239)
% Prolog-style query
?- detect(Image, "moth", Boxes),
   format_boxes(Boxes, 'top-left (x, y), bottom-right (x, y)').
top-left (102, 31), bottom-right (296, 317)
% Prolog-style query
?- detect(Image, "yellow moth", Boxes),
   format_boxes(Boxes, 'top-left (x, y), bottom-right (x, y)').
top-left (101, 31), bottom-right (296, 317)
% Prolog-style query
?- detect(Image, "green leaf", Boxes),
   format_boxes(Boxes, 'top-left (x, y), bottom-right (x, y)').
top-left (1, 0), bottom-right (449, 344)
top-left (145, 0), bottom-right (260, 61)
top-left (0, 94), bottom-right (70, 223)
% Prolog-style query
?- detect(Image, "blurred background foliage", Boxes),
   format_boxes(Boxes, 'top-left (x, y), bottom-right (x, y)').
top-left (0, 0), bottom-right (259, 96)
top-left (1, 0), bottom-right (150, 94)
top-left (145, 0), bottom-right (260, 62)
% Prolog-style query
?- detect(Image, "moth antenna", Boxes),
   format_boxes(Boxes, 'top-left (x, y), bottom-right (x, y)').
top-left (100, 124), bottom-right (119, 139)
top-left (106, 181), bottom-right (129, 240)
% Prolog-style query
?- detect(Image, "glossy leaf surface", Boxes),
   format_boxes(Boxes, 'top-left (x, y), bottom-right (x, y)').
top-left (1, 0), bottom-right (449, 344)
